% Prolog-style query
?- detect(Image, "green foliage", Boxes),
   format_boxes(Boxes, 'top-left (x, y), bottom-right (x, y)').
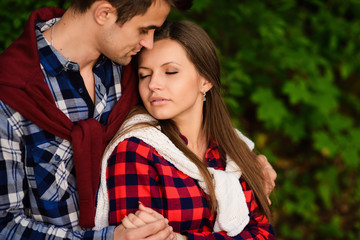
top-left (1, 0), bottom-right (360, 239)
top-left (0, 0), bottom-right (70, 51)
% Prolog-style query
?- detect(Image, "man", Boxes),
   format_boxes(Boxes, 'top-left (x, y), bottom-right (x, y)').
top-left (0, 0), bottom-right (276, 239)
top-left (0, 1), bottom-right (191, 239)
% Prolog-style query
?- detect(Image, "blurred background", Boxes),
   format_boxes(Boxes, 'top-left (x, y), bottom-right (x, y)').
top-left (1, 0), bottom-right (359, 239)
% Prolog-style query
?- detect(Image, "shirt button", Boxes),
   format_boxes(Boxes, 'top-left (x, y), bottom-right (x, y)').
top-left (67, 64), bottom-right (73, 69)
top-left (78, 88), bottom-right (83, 94)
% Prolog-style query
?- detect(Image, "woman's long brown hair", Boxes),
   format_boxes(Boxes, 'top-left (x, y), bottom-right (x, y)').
top-left (129, 20), bottom-right (271, 221)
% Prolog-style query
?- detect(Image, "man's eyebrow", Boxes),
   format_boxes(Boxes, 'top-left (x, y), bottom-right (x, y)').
top-left (138, 66), bottom-right (150, 70)
top-left (143, 25), bottom-right (161, 30)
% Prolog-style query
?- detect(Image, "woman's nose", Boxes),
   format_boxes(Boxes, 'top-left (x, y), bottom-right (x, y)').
top-left (148, 73), bottom-right (163, 91)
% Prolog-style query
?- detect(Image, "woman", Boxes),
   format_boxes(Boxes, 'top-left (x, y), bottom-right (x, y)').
top-left (95, 21), bottom-right (274, 239)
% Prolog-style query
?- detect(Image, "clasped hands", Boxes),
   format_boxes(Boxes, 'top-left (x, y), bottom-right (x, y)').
top-left (113, 202), bottom-right (181, 240)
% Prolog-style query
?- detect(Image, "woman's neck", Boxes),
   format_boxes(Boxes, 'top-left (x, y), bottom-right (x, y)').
top-left (176, 118), bottom-right (208, 161)
top-left (187, 134), bottom-right (208, 161)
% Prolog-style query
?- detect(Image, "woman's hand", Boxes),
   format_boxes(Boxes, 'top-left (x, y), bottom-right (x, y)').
top-left (121, 202), bottom-right (165, 228)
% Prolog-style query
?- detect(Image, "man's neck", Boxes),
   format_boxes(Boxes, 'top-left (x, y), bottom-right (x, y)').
top-left (43, 8), bottom-right (101, 70)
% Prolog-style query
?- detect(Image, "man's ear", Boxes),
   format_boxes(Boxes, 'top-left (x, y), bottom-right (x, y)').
top-left (93, 2), bottom-right (116, 25)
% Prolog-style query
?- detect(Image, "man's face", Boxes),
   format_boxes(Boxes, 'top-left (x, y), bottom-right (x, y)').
top-left (98, 0), bottom-right (171, 65)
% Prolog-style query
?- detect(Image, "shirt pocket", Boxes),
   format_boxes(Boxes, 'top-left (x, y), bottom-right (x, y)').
top-left (28, 138), bottom-right (75, 202)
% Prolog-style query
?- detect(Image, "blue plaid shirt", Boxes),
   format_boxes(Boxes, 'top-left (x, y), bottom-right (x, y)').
top-left (0, 18), bottom-right (122, 239)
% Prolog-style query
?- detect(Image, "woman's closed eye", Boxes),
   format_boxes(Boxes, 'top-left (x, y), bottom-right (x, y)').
top-left (165, 71), bottom-right (178, 75)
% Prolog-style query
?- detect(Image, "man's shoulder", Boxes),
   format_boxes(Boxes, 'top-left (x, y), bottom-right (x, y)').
top-left (30, 7), bottom-right (66, 21)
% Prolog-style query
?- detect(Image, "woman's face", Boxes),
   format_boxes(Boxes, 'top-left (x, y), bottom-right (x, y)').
top-left (138, 39), bottom-right (212, 124)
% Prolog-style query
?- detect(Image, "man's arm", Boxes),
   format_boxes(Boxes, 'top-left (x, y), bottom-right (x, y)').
top-left (257, 154), bottom-right (277, 204)
top-left (0, 101), bottom-right (116, 239)
top-left (235, 128), bottom-right (277, 203)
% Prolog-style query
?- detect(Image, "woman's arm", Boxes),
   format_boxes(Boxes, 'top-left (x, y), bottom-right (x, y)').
top-left (107, 137), bottom-right (166, 225)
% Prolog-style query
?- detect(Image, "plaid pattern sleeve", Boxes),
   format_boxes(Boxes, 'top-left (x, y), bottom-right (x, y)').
top-left (0, 101), bottom-right (115, 240)
top-left (107, 137), bottom-right (274, 240)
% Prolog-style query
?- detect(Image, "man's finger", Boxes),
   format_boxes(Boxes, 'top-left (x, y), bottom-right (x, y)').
top-left (143, 223), bottom-right (174, 240)
top-left (256, 154), bottom-right (277, 205)
top-left (267, 196), bottom-right (272, 205)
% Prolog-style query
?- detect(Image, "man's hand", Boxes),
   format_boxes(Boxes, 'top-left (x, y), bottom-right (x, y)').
top-left (113, 218), bottom-right (173, 240)
top-left (113, 202), bottom-right (174, 240)
top-left (257, 154), bottom-right (277, 204)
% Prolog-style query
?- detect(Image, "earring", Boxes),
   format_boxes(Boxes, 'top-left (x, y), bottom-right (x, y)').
top-left (203, 91), bottom-right (207, 102)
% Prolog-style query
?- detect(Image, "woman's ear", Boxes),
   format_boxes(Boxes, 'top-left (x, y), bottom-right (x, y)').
top-left (201, 77), bottom-right (213, 93)
top-left (93, 2), bottom-right (116, 25)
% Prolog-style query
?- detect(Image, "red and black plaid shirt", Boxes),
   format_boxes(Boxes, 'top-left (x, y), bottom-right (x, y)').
top-left (107, 136), bottom-right (274, 240)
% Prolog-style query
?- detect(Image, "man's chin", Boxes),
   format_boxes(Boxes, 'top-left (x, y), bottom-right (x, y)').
top-left (114, 56), bottom-right (132, 66)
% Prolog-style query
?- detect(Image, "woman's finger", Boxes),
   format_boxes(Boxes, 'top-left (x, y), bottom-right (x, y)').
top-left (138, 202), bottom-right (164, 220)
top-left (121, 214), bottom-right (138, 229)
top-left (127, 212), bottom-right (147, 227)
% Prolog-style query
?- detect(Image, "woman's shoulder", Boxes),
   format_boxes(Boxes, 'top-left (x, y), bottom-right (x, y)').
top-left (113, 136), bottom-right (165, 162)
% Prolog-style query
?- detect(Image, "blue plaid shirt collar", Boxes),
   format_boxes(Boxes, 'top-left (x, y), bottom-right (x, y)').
top-left (35, 18), bottom-right (107, 77)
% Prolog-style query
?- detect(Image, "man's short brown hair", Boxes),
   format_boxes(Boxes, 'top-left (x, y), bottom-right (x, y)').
top-left (70, 0), bottom-right (192, 25)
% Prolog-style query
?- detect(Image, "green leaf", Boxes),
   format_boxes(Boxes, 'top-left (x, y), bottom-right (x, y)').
top-left (327, 114), bottom-right (353, 134)
top-left (318, 215), bottom-right (343, 238)
top-left (313, 131), bottom-right (337, 157)
top-left (282, 117), bottom-right (306, 141)
top-left (282, 79), bottom-right (311, 104)
top-left (315, 167), bottom-right (339, 209)
top-left (251, 88), bottom-right (289, 128)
